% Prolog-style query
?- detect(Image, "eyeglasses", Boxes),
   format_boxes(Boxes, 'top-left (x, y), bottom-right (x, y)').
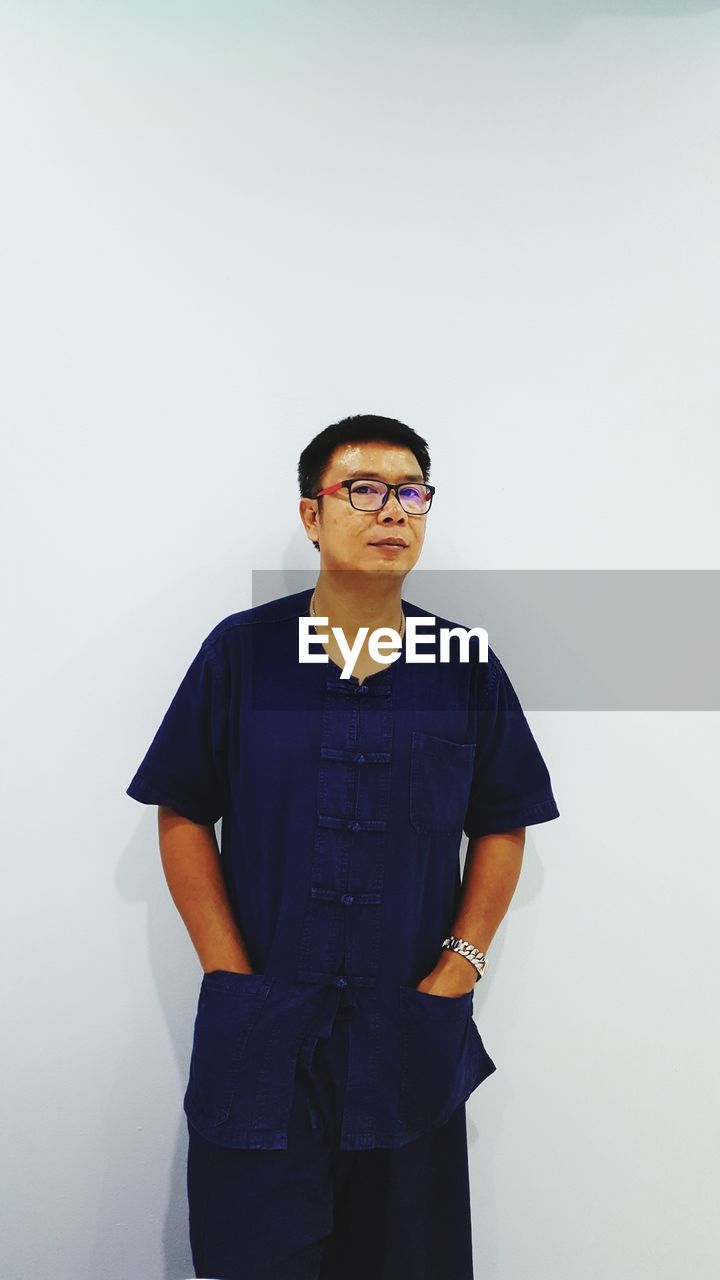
top-left (313, 478), bottom-right (435, 515)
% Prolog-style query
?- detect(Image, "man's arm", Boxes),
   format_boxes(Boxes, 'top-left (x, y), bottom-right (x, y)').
top-left (158, 806), bottom-right (254, 975)
top-left (417, 828), bottom-right (526, 996)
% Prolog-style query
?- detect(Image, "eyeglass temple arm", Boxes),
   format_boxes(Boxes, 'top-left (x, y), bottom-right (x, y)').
top-left (312, 482), bottom-right (345, 498)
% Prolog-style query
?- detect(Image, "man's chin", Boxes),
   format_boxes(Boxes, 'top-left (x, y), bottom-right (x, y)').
top-left (361, 559), bottom-right (410, 580)
top-left (320, 556), bottom-right (411, 579)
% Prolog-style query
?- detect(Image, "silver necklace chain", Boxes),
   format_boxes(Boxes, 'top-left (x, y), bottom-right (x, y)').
top-left (310, 591), bottom-right (406, 640)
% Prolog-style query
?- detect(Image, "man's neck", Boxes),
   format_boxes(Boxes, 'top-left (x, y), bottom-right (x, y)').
top-left (312, 572), bottom-right (405, 643)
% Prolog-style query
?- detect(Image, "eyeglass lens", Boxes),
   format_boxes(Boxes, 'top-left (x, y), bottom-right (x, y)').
top-left (349, 480), bottom-right (432, 514)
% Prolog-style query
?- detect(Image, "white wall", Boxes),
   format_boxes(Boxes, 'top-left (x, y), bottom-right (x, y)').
top-left (3, 3), bottom-right (718, 1277)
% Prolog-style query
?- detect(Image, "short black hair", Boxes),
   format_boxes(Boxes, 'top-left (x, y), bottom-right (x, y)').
top-left (298, 414), bottom-right (431, 552)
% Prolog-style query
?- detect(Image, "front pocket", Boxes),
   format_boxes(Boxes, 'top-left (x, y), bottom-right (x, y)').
top-left (409, 732), bottom-right (477, 834)
top-left (399, 984), bottom-right (475, 1128)
top-left (185, 971), bottom-right (272, 1128)
top-left (399, 984), bottom-right (497, 1130)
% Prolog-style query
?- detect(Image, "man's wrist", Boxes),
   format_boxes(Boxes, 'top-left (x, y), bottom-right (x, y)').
top-left (433, 948), bottom-right (478, 991)
top-left (200, 949), bottom-right (254, 975)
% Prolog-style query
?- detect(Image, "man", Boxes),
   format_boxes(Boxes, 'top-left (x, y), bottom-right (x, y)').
top-left (126, 413), bottom-right (560, 1279)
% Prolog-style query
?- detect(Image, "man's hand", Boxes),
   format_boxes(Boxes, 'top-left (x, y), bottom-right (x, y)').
top-left (204, 967), bottom-right (256, 976)
top-left (415, 947), bottom-right (477, 997)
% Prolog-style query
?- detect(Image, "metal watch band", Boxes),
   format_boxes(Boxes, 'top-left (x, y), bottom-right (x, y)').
top-left (441, 934), bottom-right (488, 981)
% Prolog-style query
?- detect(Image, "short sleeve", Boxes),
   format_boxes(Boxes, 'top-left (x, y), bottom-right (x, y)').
top-left (125, 637), bottom-right (228, 826)
top-left (463, 647), bottom-right (560, 839)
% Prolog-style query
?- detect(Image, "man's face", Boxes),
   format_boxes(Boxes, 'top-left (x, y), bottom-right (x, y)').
top-left (301, 441), bottom-right (428, 575)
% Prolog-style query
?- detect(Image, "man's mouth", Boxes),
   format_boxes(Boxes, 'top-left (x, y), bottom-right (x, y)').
top-left (369, 538), bottom-right (408, 547)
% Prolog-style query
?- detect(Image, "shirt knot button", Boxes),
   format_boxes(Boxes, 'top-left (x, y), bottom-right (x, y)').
top-left (353, 754), bottom-right (365, 764)
top-left (337, 976), bottom-right (348, 987)
top-left (355, 684), bottom-right (368, 695)
top-left (341, 893), bottom-right (354, 905)
top-left (349, 821), bottom-right (361, 832)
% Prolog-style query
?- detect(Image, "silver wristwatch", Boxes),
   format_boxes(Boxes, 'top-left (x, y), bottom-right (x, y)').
top-left (441, 934), bottom-right (488, 982)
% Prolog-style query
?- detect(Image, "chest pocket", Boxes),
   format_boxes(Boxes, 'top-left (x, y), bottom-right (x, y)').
top-left (410, 731), bottom-right (477, 834)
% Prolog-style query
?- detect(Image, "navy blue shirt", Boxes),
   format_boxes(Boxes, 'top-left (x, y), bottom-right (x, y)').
top-left (126, 586), bottom-right (560, 1150)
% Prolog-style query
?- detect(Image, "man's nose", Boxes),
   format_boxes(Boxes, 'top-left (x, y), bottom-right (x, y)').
top-left (379, 490), bottom-right (406, 520)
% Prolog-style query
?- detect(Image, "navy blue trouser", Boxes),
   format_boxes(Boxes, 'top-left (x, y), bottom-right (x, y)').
top-left (186, 999), bottom-right (475, 1279)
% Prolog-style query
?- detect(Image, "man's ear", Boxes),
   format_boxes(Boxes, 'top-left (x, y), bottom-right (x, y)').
top-left (298, 497), bottom-right (319, 542)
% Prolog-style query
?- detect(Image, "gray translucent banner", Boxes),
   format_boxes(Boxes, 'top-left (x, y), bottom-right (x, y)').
top-left (252, 570), bottom-right (720, 710)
